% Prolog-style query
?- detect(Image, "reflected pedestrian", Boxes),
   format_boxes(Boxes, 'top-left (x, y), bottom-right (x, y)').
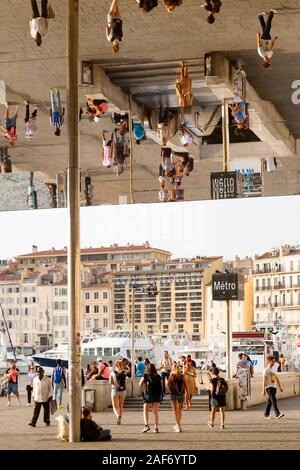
top-left (106, 0), bottom-right (123, 53)
top-left (257, 10), bottom-right (278, 68)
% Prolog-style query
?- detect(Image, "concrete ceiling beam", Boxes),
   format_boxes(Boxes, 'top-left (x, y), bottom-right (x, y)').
top-left (205, 53), bottom-right (296, 157)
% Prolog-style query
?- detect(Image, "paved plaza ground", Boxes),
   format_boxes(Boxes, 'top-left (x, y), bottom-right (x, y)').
top-left (0, 394), bottom-right (300, 451)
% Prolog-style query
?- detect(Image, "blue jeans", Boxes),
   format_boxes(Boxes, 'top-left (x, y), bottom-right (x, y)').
top-left (53, 382), bottom-right (64, 405)
top-left (50, 88), bottom-right (62, 114)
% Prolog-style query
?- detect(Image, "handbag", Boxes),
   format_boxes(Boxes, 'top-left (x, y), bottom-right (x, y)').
top-left (50, 399), bottom-right (57, 415)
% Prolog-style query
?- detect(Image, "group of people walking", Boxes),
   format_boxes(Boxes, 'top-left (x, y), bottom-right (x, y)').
top-left (1, 351), bottom-right (287, 439)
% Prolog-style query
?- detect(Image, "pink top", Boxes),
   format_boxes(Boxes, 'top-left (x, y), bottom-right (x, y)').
top-left (98, 362), bottom-right (111, 379)
top-left (102, 140), bottom-right (113, 167)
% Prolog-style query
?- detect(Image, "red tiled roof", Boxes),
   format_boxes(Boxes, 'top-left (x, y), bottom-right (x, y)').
top-left (255, 251), bottom-right (279, 260)
top-left (17, 245), bottom-right (171, 258)
top-left (0, 275), bottom-right (21, 282)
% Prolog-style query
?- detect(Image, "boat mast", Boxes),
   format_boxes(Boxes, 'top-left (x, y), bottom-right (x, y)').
top-left (0, 300), bottom-right (16, 361)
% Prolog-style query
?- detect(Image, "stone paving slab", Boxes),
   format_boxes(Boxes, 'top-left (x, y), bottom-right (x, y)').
top-left (0, 395), bottom-right (300, 450)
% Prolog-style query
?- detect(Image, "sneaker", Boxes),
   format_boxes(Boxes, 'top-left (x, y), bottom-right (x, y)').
top-left (258, 12), bottom-right (266, 15)
top-left (26, 403), bottom-right (31, 407)
top-left (28, 422), bottom-right (35, 427)
top-left (207, 422), bottom-right (214, 428)
top-left (270, 9), bottom-right (278, 13)
top-left (6, 402), bottom-right (11, 407)
top-left (264, 415), bottom-right (271, 419)
top-left (117, 416), bottom-right (121, 425)
top-left (277, 413), bottom-right (285, 419)
top-left (141, 425), bottom-right (150, 433)
top-left (220, 424), bottom-right (225, 429)
top-left (153, 427), bottom-right (159, 433)
top-left (173, 425), bottom-right (180, 433)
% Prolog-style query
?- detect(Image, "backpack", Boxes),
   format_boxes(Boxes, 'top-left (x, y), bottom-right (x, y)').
top-left (54, 367), bottom-right (64, 384)
top-left (114, 371), bottom-right (126, 391)
top-left (146, 374), bottom-right (162, 397)
top-left (215, 378), bottom-right (228, 396)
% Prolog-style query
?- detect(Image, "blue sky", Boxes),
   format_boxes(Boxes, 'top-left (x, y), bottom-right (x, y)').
top-left (0, 195), bottom-right (299, 261)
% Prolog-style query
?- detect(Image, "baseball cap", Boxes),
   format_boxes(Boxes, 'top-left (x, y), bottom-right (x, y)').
top-left (97, 357), bottom-right (102, 362)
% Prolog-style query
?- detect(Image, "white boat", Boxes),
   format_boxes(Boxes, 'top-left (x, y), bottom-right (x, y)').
top-left (32, 329), bottom-right (197, 372)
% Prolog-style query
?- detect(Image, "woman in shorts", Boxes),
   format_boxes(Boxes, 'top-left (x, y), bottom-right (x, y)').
top-left (168, 363), bottom-right (187, 432)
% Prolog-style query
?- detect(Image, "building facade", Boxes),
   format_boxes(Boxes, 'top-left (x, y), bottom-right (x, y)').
top-left (112, 257), bottom-right (223, 342)
top-left (253, 245), bottom-right (300, 338)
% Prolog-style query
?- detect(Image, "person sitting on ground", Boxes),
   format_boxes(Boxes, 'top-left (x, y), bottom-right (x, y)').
top-left (257, 10), bottom-right (278, 68)
top-left (164, 0), bottom-right (183, 13)
top-left (80, 406), bottom-right (112, 441)
top-left (87, 362), bottom-right (98, 381)
top-left (136, 0), bottom-right (158, 13)
top-left (30, 0), bottom-right (55, 47)
top-left (106, 0), bottom-right (123, 54)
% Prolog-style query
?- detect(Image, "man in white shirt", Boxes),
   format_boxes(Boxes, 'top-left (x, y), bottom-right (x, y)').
top-left (257, 10), bottom-right (278, 68)
top-left (29, 367), bottom-right (53, 427)
top-left (30, 0), bottom-right (54, 47)
top-left (262, 356), bottom-right (284, 420)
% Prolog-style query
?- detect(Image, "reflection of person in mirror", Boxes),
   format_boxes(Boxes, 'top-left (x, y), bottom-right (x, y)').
top-left (26, 186), bottom-right (38, 210)
top-left (257, 10), bottom-right (278, 68)
top-left (45, 183), bottom-right (57, 208)
top-left (24, 101), bottom-right (38, 139)
top-left (84, 176), bottom-right (93, 206)
top-left (1, 104), bottom-right (18, 145)
top-left (106, 0), bottom-right (123, 54)
top-left (230, 102), bottom-right (249, 132)
top-left (102, 131), bottom-right (113, 168)
top-left (49, 88), bottom-right (64, 136)
top-left (30, 0), bottom-right (55, 47)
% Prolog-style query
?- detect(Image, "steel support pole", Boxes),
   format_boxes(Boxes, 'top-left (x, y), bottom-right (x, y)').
top-left (128, 94), bottom-right (134, 203)
top-left (131, 287), bottom-right (135, 396)
top-left (222, 99), bottom-right (230, 172)
top-left (226, 299), bottom-right (232, 380)
top-left (67, 0), bottom-right (81, 443)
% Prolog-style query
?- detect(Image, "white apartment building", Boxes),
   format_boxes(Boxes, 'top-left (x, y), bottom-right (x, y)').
top-left (253, 245), bottom-right (300, 338)
top-left (205, 285), bottom-right (245, 336)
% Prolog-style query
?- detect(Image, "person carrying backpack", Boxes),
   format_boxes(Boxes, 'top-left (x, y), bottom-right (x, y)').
top-left (52, 359), bottom-right (66, 408)
top-left (168, 363), bottom-right (187, 432)
top-left (109, 360), bottom-right (126, 425)
top-left (139, 363), bottom-right (163, 433)
top-left (207, 367), bottom-right (228, 429)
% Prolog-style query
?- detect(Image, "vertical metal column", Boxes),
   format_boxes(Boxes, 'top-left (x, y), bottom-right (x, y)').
top-left (226, 299), bottom-right (232, 380)
top-left (128, 94), bottom-right (134, 204)
top-left (66, 0), bottom-right (81, 443)
top-left (222, 99), bottom-right (230, 172)
top-left (131, 286), bottom-right (135, 396)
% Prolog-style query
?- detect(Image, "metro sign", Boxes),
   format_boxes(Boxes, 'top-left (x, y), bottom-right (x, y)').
top-left (210, 172), bottom-right (244, 200)
top-left (212, 273), bottom-right (244, 301)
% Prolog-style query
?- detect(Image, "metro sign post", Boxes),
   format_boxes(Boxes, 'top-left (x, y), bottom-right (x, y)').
top-left (212, 272), bottom-right (245, 379)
